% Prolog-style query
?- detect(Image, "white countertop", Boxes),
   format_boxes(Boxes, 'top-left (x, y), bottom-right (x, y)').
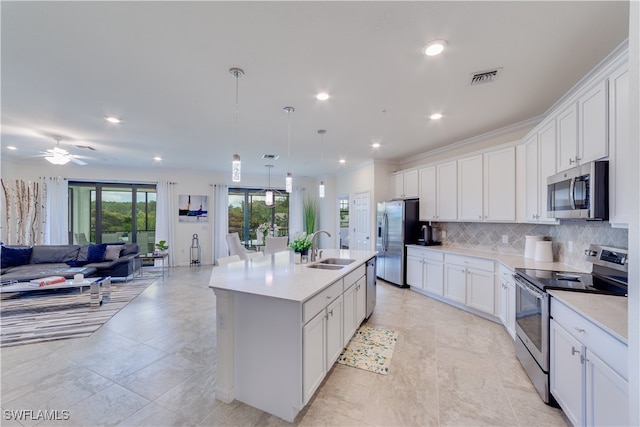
top-left (406, 244), bottom-right (586, 272)
top-left (208, 249), bottom-right (377, 303)
top-left (548, 289), bottom-right (628, 343)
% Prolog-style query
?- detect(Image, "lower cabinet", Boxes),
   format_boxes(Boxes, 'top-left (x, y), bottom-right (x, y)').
top-left (406, 247), bottom-right (444, 295)
top-left (444, 254), bottom-right (496, 316)
top-left (302, 263), bottom-right (368, 404)
top-left (498, 265), bottom-right (516, 340)
top-left (550, 298), bottom-right (629, 427)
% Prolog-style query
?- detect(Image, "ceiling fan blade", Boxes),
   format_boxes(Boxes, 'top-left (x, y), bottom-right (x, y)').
top-left (70, 157), bottom-right (88, 166)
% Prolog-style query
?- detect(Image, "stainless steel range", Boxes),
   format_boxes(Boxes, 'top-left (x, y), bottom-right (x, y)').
top-left (513, 244), bottom-right (628, 403)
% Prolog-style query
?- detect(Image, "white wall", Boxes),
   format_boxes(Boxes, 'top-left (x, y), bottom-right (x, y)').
top-left (627, 2), bottom-right (639, 424)
top-left (1, 158), bottom-right (316, 266)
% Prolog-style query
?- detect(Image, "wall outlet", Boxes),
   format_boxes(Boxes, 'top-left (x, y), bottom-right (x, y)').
top-left (568, 241), bottom-right (573, 253)
top-left (502, 235), bottom-right (509, 244)
top-left (441, 230), bottom-right (447, 239)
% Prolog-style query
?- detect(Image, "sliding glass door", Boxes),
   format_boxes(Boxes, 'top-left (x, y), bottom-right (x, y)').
top-left (68, 182), bottom-right (156, 251)
top-left (228, 188), bottom-right (289, 248)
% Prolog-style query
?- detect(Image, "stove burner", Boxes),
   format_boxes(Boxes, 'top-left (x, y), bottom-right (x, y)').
top-left (556, 274), bottom-right (582, 282)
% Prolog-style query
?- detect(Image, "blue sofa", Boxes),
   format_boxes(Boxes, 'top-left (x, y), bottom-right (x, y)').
top-left (0, 243), bottom-right (140, 283)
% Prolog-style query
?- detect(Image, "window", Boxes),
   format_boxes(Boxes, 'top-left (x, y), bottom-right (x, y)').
top-left (228, 188), bottom-right (289, 247)
top-left (68, 182), bottom-right (156, 253)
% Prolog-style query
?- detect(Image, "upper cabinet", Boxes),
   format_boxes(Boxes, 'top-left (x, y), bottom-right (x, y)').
top-left (391, 169), bottom-right (419, 199)
top-left (418, 166), bottom-right (437, 221)
top-left (436, 160), bottom-right (457, 221)
top-left (457, 155), bottom-right (483, 221)
top-left (524, 119), bottom-right (557, 223)
top-left (607, 60), bottom-right (630, 226)
top-left (557, 77), bottom-right (609, 173)
top-left (483, 147), bottom-right (516, 221)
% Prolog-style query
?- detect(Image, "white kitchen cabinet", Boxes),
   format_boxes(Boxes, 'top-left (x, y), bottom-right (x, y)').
top-left (556, 80), bottom-right (608, 173)
top-left (418, 166), bottom-right (437, 221)
top-left (391, 169), bottom-right (419, 199)
top-left (436, 160), bottom-right (457, 220)
top-left (303, 310), bottom-right (326, 404)
top-left (556, 102), bottom-right (579, 172)
top-left (342, 267), bottom-right (367, 347)
top-left (578, 80), bottom-right (608, 165)
top-left (498, 265), bottom-right (516, 340)
top-left (407, 247), bottom-right (444, 295)
top-left (550, 297), bottom-right (629, 427)
top-left (444, 263), bottom-right (466, 304)
top-left (444, 254), bottom-right (495, 316)
top-left (457, 155), bottom-right (483, 221)
top-left (326, 295), bottom-right (344, 368)
top-left (607, 61), bottom-right (631, 225)
top-left (457, 148), bottom-right (515, 222)
top-left (483, 147), bottom-right (516, 221)
top-left (523, 119), bottom-right (557, 223)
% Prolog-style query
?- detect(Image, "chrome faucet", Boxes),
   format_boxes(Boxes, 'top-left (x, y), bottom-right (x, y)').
top-left (310, 230), bottom-right (331, 262)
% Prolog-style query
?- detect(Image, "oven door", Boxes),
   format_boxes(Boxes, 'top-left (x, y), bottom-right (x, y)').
top-left (514, 274), bottom-right (549, 371)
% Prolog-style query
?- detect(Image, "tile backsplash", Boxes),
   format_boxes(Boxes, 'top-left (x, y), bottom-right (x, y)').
top-left (435, 222), bottom-right (628, 271)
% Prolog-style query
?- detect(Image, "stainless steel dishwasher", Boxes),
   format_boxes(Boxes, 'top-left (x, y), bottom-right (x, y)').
top-left (366, 257), bottom-right (377, 318)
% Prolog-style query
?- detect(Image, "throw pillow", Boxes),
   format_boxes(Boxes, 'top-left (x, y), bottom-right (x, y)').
top-left (87, 243), bottom-right (108, 262)
top-left (66, 260), bottom-right (90, 267)
top-left (1, 246), bottom-right (33, 268)
top-left (104, 245), bottom-right (122, 261)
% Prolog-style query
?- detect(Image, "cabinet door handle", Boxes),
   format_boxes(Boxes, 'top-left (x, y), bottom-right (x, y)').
top-left (571, 346), bottom-right (580, 356)
top-left (574, 327), bottom-right (585, 333)
top-left (581, 355), bottom-right (589, 364)
top-left (478, 215), bottom-right (482, 219)
top-left (328, 309), bottom-right (333, 317)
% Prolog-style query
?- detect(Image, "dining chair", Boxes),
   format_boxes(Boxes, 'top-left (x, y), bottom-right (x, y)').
top-left (216, 254), bottom-right (241, 266)
top-left (264, 236), bottom-right (289, 255)
top-left (226, 232), bottom-right (259, 260)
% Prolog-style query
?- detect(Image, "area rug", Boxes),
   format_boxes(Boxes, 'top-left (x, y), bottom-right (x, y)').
top-left (337, 325), bottom-right (398, 375)
top-left (0, 276), bottom-right (160, 347)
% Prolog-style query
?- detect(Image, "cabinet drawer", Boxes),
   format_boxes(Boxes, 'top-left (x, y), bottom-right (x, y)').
top-left (551, 298), bottom-right (628, 379)
top-left (343, 264), bottom-right (366, 288)
top-left (499, 264), bottom-right (515, 280)
top-left (407, 247), bottom-right (444, 262)
top-left (445, 254), bottom-right (494, 272)
top-left (303, 279), bottom-right (343, 324)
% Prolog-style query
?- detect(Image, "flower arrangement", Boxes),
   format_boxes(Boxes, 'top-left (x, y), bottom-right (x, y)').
top-left (289, 233), bottom-right (313, 252)
top-left (256, 222), bottom-right (279, 239)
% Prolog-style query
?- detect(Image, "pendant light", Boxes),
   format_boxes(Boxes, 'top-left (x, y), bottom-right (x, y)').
top-left (265, 165), bottom-right (274, 206)
top-left (317, 129), bottom-right (326, 198)
top-left (230, 67), bottom-right (244, 182)
top-left (283, 106), bottom-right (295, 193)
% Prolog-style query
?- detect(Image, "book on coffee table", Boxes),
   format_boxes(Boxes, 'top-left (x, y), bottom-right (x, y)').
top-left (29, 276), bottom-right (67, 287)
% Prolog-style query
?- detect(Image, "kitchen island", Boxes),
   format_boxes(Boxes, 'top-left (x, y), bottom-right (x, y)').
top-left (209, 248), bottom-right (377, 422)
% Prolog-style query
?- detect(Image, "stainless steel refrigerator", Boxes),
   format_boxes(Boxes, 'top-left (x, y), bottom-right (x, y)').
top-left (376, 199), bottom-right (419, 287)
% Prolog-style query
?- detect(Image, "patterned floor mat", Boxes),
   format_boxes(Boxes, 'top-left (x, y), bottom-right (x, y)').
top-left (337, 325), bottom-right (398, 374)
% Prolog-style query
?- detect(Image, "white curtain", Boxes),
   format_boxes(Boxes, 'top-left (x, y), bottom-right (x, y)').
top-left (213, 184), bottom-right (229, 263)
top-left (45, 177), bottom-right (68, 244)
top-left (289, 186), bottom-right (305, 237)
top-left (156, 181), bottom-right (177, 267)
top-left (1, 178), bottom-right (46, 245)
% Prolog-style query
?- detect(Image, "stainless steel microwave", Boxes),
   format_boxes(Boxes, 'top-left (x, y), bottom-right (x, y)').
top-left (547, 161), bottom-right (609, 220)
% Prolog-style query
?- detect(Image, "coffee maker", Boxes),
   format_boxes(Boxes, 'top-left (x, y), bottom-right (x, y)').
top-left (419, 223), bottom-right (441, 246)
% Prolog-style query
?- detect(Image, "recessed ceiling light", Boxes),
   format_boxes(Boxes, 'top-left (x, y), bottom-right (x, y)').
top-left (424, 39), bottom-right (448, 56)
top-left (339, 159), bottom-right (346, 164)
top-left (7, 146), bottom-right (17, 150)
top-left (105, 116), bottom-right (121, 124)
top-left (316, 92), bottom-right (330, 101)
top-left (371, 143), bottom-right (381, 148)
top-left (154, 156), bottom-right (162, 161)
top-left (430, 113), bottom-right (443, 120)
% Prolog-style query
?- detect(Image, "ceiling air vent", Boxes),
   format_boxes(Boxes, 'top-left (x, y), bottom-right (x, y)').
top-left (470, 68), bottom-right (502, 85)
top-left (262, 154), bottom-right (279, 160)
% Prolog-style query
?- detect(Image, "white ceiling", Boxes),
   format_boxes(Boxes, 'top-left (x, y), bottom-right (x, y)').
top-left (1, 1), bottom-right (630, 180)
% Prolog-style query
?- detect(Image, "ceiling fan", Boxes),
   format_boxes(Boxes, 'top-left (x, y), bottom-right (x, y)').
top-left (40, 139), bottom-right (88, 165)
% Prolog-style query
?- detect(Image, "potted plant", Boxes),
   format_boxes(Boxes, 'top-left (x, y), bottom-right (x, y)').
top-left (289, 234), bottom-right (313, 254)
top-left (303, 198), bottom-right (317, 235)
top-left (155, 240), bottom-right (169, 255)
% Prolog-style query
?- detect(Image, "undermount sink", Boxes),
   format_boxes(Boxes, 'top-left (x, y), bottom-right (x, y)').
top-left (307, 264), bottom-right (344, 270)
top-left (317, 258), bottom-right (356, 266)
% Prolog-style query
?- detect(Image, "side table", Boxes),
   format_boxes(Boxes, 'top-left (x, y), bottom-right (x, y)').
top-left (137, 253), bottom-right (169, 280)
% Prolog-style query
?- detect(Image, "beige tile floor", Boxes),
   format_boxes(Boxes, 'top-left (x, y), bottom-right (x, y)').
top-left (0, 266), bottom-right (568, 426)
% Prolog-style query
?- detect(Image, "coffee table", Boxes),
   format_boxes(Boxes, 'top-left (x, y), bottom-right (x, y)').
top-left (0, 277), bottom-right (112, 307)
